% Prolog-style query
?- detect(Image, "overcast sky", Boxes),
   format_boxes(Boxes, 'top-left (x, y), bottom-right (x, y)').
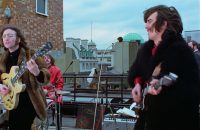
top-left (63, 0), bottom-right (200, 49)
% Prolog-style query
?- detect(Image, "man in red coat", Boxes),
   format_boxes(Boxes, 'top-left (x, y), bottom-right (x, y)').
top-left (43, 54), bottom-right (64, 126)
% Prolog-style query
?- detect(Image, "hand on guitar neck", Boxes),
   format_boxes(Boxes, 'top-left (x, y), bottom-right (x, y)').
top-left (147, 73), bottom-right (178, 97)
top-left (147, 79), bottom-right (162, 95)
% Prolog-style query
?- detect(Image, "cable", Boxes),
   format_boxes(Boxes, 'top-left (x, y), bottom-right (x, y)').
top-left (92, 43), bottom-right (114, 130)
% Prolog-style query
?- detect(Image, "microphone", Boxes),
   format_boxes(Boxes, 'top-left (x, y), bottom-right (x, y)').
top-left (70, 61), bottom-right (73, 65)
top-left (63, 61), bottom-right (73, 74)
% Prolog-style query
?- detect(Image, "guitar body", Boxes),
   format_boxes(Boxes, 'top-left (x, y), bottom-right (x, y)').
top-left (1, 66), bottom-right (26, 110)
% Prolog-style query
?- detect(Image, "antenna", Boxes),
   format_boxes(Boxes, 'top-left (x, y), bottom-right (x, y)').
top-left (91, 21), bottom-right (93, 42)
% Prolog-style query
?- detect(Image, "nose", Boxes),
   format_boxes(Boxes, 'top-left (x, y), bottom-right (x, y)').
top-left (145, 22), bottom-right (148, 29)
top-left (3, 36), bottom-right (9, 41)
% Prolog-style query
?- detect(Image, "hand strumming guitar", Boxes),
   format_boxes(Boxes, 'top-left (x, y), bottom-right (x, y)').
top-left (0, 84), bottom-right (10, 96)
top-left (131, 83), bottom-right (142, 103)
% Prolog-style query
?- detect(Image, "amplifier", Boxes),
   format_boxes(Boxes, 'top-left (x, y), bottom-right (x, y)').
top-left (102, 114), bottom-right (136, 130)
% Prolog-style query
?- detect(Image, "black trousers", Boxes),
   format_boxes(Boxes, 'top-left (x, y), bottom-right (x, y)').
top-left (8, 92), bottom-right (37, 130)
top-left (9, 106), bottom-right (36, 130)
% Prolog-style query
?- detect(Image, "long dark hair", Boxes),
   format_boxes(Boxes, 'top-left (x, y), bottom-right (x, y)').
top-left (144, 5), bottom-right (183, 35)
top-left (0, 26), bottom-right (29, 50)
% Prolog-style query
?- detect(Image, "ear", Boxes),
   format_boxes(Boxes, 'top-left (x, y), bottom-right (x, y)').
top-left (17, 37), bottom-right (21, 43)
top-left (160, 21), bottom-right (167, 35)
top-left (162, 21), bottom-right (167, 30)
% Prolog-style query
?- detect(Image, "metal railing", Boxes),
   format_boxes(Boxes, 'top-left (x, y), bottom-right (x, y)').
top-left (62, 74), bottom-right (132, 107)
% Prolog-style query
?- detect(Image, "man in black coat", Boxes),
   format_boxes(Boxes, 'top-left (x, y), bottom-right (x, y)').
top-left (128, 5), bottom-right (200, 130)
top-left (188, 40), bottom-right (200, 80)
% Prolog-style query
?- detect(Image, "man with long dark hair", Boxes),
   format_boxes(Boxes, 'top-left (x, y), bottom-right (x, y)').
top-left (0, 26), bottom-right (50, 130)
top-left (128, 5), bottom-right (199, 130)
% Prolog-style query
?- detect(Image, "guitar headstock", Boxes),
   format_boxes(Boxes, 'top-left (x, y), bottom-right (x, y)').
top-left (35, 42), bottom-right (53, 57)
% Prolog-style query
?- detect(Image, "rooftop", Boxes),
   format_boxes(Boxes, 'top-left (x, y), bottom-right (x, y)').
top-left (123, 33), bottom-right (145, 44)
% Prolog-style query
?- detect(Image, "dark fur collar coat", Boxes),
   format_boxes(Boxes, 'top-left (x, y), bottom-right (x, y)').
top-left (0, 47), bottom-right (50, 121)
top-left (128, 31), bottom-right (200, 130)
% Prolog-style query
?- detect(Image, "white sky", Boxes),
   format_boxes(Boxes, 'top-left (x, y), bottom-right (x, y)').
top-left (63, 0), bottom-right (200, 49)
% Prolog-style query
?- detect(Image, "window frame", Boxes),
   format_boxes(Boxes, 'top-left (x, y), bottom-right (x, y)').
top-left (36, 0), bottom-right (48, 16)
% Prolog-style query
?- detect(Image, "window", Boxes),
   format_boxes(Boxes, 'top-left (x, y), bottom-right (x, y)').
top-left (36, 0), bottom-right (48, 16)
top-left (107, 57), bottom-right (111, 62)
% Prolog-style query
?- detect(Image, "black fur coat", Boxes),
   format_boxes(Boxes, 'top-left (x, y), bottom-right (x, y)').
top-left (128, 31), bottom-right (200, 130)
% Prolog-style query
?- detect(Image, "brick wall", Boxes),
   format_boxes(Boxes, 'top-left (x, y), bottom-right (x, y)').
top-left (0, 0), bottom-right (63, 50)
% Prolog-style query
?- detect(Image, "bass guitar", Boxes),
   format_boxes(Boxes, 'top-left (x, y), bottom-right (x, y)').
top-left (0, 42), bottom-right (53, 110)
top-left (133, 72), bottom-right (178, 130)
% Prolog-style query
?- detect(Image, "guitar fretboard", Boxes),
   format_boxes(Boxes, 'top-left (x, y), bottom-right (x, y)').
top-left (11, 55), bottom-right (38, 85)
top-left (11, 42), bottom-right (53, 85)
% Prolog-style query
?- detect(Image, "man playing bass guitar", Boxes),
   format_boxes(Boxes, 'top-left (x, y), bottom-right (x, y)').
top-left (128, 5), bottom-right (200, 130)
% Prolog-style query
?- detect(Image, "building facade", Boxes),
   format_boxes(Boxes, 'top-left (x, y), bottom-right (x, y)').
top-left (111, 41), bottom-right (139, 74)
top-left (96, 49), bottom-right (113, 72)
top-left (0, 0), bottom-right (63, 50)
top-left (184, 30), bottom-right (200, 43)
top-left (66, 37), bottom-right (98, 72)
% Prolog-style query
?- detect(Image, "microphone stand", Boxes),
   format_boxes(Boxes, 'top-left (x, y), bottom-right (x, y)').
top-left (63, 61), bottom-right (74, 74)
top-left (53, 86), bottom-right (59, 130)
top-left (92, 44), bottom-right (114, 130)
